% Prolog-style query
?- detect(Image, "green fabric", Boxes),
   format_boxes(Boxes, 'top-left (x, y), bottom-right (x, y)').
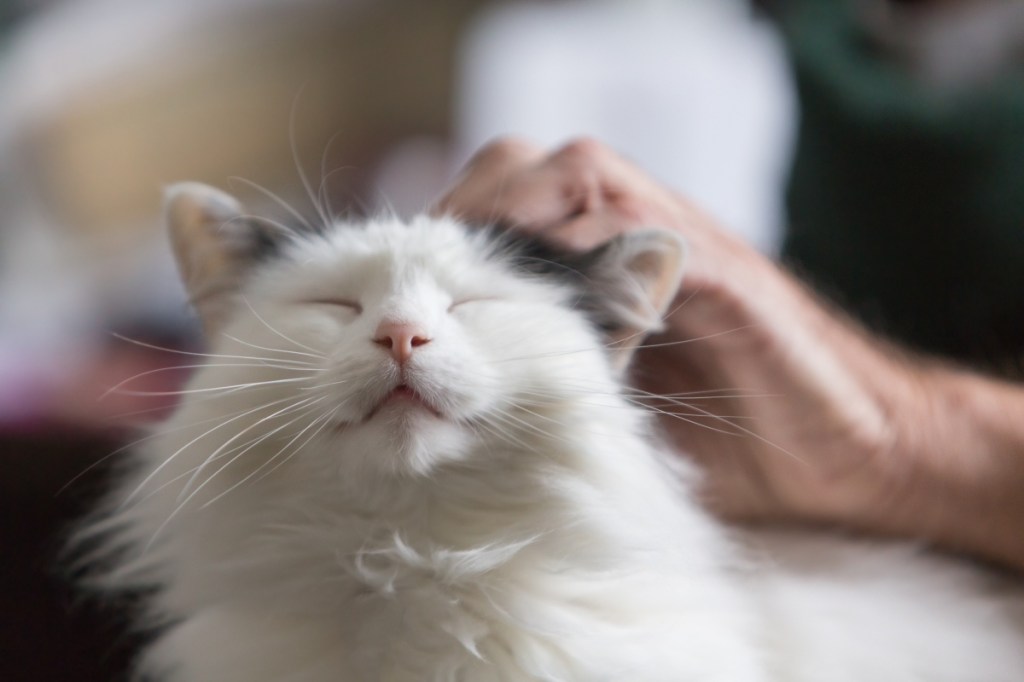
top-left (780, 0), bottom-right (1024, 369)
top-left (0, 0), bottom-right (20, 33)
top-left (0, 0), bottom-right (29, 55)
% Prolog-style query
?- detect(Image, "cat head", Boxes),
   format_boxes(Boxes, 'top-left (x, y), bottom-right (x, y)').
top-left (164, 183), bottom-right (685, 483)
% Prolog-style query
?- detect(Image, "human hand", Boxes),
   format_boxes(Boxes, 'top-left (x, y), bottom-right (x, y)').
top-left (434, 138), bottom-right (919, 530)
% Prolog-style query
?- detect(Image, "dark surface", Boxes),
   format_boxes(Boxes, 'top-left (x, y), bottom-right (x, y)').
top-left (1, 428), bottom-right (137, 682)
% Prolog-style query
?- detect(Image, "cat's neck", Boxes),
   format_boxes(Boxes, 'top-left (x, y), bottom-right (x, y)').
top-left (323, 403), bottom-right (697, 556)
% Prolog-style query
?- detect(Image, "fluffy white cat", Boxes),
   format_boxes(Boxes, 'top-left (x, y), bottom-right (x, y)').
top-left (79, 183), bottom-right (1024, 681)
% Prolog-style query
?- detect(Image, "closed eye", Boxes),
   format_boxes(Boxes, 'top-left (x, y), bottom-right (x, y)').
top-left (448, 297), bottom-right (497, 312)
top-left (309, 299), bottom-right (363, 314)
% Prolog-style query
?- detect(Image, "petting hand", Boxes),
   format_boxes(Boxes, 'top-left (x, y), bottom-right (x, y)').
top-left (434, 138), bottom-right (925, 534)
top-left (437, 137), bottom-right (1024, 571)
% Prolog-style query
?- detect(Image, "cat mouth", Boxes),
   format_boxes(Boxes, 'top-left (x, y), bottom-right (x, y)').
top-left (364, 384), bottom-right (442, 421)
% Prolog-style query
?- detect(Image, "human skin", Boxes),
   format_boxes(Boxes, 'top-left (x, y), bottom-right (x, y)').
top-left (434, 137), bottom-right (1024, 571)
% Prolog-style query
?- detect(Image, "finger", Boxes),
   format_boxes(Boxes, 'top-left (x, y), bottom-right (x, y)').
top-left (432, 137), bottom-right (545, 220)
top-left (537, 212), bottom-right (633, 252)
top-left (439, 163), bottom-right (574, 230)
top-left (449, 140), bottom-right (616, 233)
top-left (463, 136), bottom-right (546, 172)
top-left (434, 138), bottom-right (620, 230)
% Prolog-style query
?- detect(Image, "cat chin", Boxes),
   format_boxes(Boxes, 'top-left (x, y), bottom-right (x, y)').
top-left (332, 408), bottom-right (475, 478)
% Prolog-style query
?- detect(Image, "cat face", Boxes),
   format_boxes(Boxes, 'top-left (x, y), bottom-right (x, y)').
top-left (164, 184), bottom-right (685, 483)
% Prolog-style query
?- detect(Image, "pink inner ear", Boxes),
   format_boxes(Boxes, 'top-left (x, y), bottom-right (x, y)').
top-left (629, 250), bottom-right (677, 313)
top-left (590, 232), bottom-right (686, 373)
top-left (620, 233), bottom-right (686, 316)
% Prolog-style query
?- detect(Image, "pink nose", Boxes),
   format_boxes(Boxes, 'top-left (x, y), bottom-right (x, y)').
top-left (373, 320), bottom-right (431, 364)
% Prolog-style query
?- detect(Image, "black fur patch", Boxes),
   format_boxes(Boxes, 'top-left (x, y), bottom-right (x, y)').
top-left (248, 220), bottom-right (287, 263)
top-left (483, 226), bottom-right (619, 333)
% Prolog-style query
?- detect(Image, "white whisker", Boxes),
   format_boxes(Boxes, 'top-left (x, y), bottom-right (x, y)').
top-left (289, 90), bottom-right (332, 229)
top-left (121, 391), bottom-right (317, 507)
top-left (223, 334), bottom-right (325, 361)
top-left (133, 406), bottom-right (318, 506)
top-left (100, 362), bottom-right (320, 401)
top-left (114, 375), bottom-right (312, 397)
top-left (241, 297), bottom-right (323, 356)
top-left (227, 175), bottom-right (316, 233)
top-left (185, 399), bottom-right (333, 510)
top-left (317, 130), bottom-right (351, 222)
top-left (249, 407), bottom-right (339, 487)
top-left (176, 394), bottom-right (327, 502)
top-left (110, 333), bottom-right (317, 366)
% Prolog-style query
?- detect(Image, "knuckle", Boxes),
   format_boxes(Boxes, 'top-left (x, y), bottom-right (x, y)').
top-left (610, 191), bottom-right (646, 223)
top-left (472, 136), bottom-right (537, 165)
top-left (554, 137), bottom-right (609, 165)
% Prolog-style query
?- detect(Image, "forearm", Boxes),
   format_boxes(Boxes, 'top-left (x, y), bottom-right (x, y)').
top-left (882, 365), bottom-right (1024, 569)
top-left (740, 279), bottom-right (1024, 570)
top-left (665, 262), bottom-right (1024, 571)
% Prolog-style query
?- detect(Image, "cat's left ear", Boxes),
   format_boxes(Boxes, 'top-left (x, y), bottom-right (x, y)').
top-left (586, 229), bottom-right (687, 370)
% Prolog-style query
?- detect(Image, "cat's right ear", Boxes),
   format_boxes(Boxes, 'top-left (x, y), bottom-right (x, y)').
top-left (584, 229), bottom-right (687, 372)
top-left (165, 183), bottom-right (275, 335)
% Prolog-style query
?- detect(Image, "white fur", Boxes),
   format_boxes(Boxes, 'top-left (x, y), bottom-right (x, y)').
top-left (86, 215), bottom-right (1024, 681)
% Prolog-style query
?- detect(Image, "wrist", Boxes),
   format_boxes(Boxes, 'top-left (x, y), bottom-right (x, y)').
top-left (875, 363), bottom-right (1024, 569)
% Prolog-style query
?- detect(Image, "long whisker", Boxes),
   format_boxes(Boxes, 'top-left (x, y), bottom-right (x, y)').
top-left (247, 406), bottom-right (339, 487)
top-left (299, 378), bottom-right (349, 391)
top-left (602, 285), bottom-right (705, 350)
top-left (113, 376), bottom-right (312, 398)
top-left (132, 397), bottom-right (332, 507)
top-left (629, 389), bottom-right (772, 398)
top-left (289, 89), bottom-right (332, 229)
top-left (482, 320), bottom-right (760, 366)
top-left (469, 406), bottom-right (533, 450)
top-left (318, 130), bottom-right (351, 222)
top-left (135, 407), bottom-right (314, 505)
top-left (508, 381), bottom-right (773, 403)
top-left (61, 386), bottom-right (335, 497)
top-left (619, 384), bottom-right (770, 400)
top-left (627, 401), bottom-right (749, 438)
top-left (181, 399), bottom-right (332, 509)
top-left (482, 405), bottom-right (575, 450)
top-left (648, 396), bottom-right (802, 462)
top-left (488, 325), bottom-right (754, 364)
top-left (490, 380), bottom-right (791, 449)
top-left (109, 333), bottom-right (317, 366)
top-left (241, 298), bottom-right (323, 356)
top-left (176, 393), bottom-right (326, 502)
top-left (223, 334), bottom-right (325, 361)
top-left (100, 362), bottom-right (320, 401)
top-left (630, 401), bottom-right (756, 420)
top-left (109, 369), bottom-right (327, 424)
top-left (612, 325), bottom-right (759, 352)
top-left (121, 391), bottom-right (317, 507)
top-left (227, 175), bottom-right (316, 233)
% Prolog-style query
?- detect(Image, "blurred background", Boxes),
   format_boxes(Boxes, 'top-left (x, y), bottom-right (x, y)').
top-left (1, 0), bottom-right (1022, 679)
